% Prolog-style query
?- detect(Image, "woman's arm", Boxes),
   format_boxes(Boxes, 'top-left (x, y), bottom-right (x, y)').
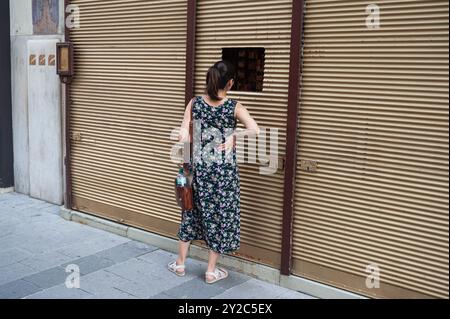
top-left (218, 102), bottom-right (260, 152)
top-left (178, 99), bottom-right (193, 143)
top-left (234, 102), bottom-right (261, 138)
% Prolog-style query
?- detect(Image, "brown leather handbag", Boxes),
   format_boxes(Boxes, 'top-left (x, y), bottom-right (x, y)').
top-left (174, 98), bottom-right (195, 211)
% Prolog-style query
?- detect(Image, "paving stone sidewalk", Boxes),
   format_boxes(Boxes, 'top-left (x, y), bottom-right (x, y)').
top-left (0, 192), bottom-right (314, 299)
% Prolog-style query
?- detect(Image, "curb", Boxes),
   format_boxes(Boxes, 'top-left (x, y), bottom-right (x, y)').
top-left (60, 206), bottom-right (365, 299)
top-left (0, 187), bottom-right (14, 194)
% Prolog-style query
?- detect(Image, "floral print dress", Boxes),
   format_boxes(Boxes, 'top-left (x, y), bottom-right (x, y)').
top-left (177, 96), bottom-right (241, 254)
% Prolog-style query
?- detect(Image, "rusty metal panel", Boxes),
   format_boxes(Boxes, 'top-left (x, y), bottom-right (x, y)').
top-left (194, 0), bottom-right (294, 267)
top-left (293, 0), bottom-right (449, 298)
top-left (33, 0), bottom-right (60, 35)
top-left (69, 0), bottom-right (188, 234)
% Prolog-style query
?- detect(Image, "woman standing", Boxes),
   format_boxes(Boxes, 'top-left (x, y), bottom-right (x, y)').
top-left (169, 61), bottom-right (260, 284)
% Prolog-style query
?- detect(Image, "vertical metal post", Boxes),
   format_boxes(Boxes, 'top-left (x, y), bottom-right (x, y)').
top-left (185, 0), bottom-right (197, 104)
top-left (64, 0), bottom-right (73, 209)
top-left (280, 0), bottom-right (306, 276)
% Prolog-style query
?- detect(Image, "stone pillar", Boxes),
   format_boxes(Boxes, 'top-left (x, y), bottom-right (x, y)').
top-left (9, 0), bottom-right (65, 202)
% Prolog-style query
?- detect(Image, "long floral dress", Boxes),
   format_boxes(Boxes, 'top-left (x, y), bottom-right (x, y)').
top-left (177, 95), bottom-right (240, 254)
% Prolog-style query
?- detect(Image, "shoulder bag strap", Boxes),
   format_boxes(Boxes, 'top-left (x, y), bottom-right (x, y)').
top-left (183, 97), bottom-right (196, 175)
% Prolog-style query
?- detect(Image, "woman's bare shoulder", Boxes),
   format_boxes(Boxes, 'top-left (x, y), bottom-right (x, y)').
top-left (233, 101), bottom-right (246, 118)
top-left (235, 101), bottom-right (249, 111)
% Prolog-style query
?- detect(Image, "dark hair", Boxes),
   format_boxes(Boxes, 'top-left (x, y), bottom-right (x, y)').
top-left (206, 61), bottom-right (235, 101)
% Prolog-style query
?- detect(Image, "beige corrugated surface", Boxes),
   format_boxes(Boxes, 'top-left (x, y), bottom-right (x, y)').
top-left (69, 0), bottom-right (188, 236)
top-left (194, 0), bottom-right (293, 266)
top-left (293, 0), bottom-right (449, 298)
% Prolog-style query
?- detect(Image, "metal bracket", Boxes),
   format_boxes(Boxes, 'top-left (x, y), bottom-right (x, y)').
top-left (300, 159), bottom-right (318, 173)
top-left (70, 131), bottom-right (82, 142)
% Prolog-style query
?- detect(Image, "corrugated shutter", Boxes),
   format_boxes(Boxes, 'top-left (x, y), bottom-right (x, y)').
top-left (194, 0), bottom-right (293, 267)
top-left (69, 0), bottom-right (188, 237)
top-left (293, 0), bottom-right (449, 298)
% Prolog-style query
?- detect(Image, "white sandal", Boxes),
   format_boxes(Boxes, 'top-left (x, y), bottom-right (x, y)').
top-left (205, 267), bottom-right (228, 284)
top-left (168, 261), bottom-right (186, 277)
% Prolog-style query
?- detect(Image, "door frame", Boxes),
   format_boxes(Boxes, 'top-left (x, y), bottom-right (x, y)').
top-left (0, 0), bottom-right (14, 191)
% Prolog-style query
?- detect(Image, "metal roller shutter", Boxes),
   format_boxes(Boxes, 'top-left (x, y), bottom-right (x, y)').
top-left (69, 0), bottom-right (188, 237)
top-left (194, 0), bottom-right (293, 267)
top-left (293, 0), bottom-right (449, 298)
